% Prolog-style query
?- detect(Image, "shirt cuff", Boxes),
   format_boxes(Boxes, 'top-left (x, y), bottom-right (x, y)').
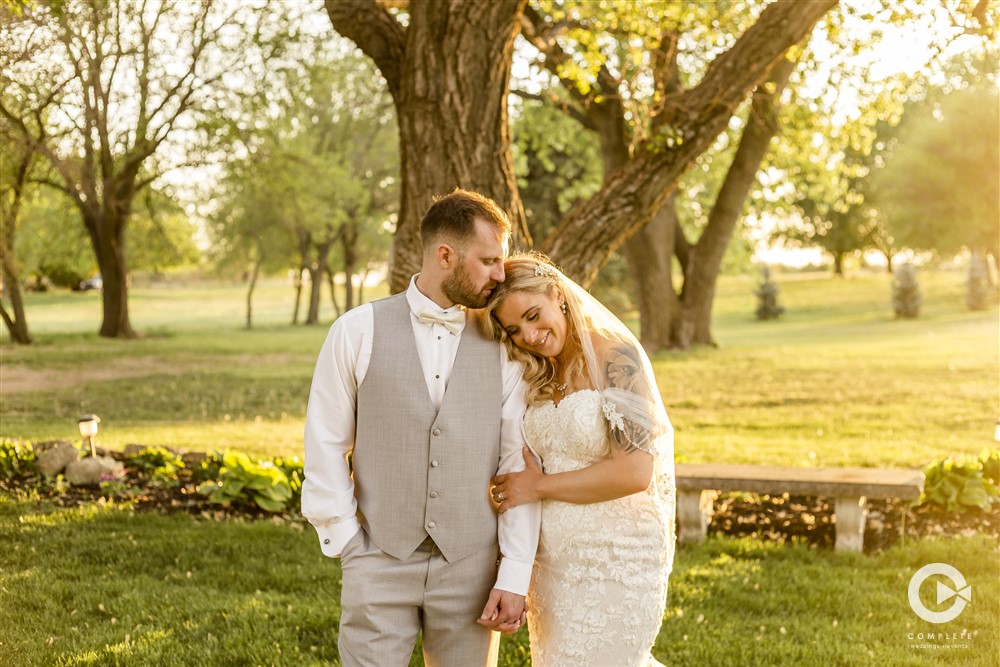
top-left (313, 517), bottom-right (361, 558)
top-left (494, 557), bottom-right (534, 597)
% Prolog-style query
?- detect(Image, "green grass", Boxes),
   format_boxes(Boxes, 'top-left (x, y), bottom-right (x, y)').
top-left (1, 271), bottom-right (998, 666)
top-left (2, 495), bottom-right (997, 666)
top-left (2, 270), bottom-right (996, 466)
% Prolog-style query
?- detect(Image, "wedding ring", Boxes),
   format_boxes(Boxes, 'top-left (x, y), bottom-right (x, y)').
top-left (497, 492), bottom-right (506, 502)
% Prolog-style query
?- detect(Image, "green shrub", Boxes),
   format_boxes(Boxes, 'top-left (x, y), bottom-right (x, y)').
top-left (918, 454), bottom-right (1000, 512)
top-left (1, 439), bottom-right (38, 481)
top-left (892, 264), bottom-right (921, 318)
top-left (191, 449), bottom-right (226, 484)
top-left (197, 451), bottom-right (293, 513)
top-left (273, 456), bottom-right (303, 499)
top-left (754, 266), bottom-right (785, 320)
top-left (125, 446), bottom-right (184, 483)
top-left (966, 254), bottom-right (991, 311)
top-left (979, 448), bottom-right (1000, 487)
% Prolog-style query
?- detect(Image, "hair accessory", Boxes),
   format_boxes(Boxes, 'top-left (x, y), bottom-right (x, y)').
top-left (534, 263), bottom-right (557, 278)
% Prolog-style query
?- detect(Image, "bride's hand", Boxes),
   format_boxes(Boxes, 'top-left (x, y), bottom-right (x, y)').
top-left (491, 447), bottom-right (544, 513)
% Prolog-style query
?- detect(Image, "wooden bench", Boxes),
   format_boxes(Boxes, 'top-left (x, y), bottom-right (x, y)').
top-left (675, 463), bottom-right (925, 552)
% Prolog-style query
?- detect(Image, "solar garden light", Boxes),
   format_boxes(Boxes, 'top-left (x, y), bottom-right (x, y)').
top-left (78, 414), bottom-right (100, 458)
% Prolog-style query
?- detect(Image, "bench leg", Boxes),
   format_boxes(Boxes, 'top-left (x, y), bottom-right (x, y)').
top-left (678, 490), bottom-right (717, 545)
top-left (835, 496), bottom-right (868, 552)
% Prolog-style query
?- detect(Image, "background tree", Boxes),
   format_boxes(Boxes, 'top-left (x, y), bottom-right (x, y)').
top-left (776, 144), bottom-right (882, 277)
top-left (208, 34), bottom-right (398, 326)
top-left (518, 2), bottom-right (794, 347)
top-left (770, 5), bottom-right (998, 279)
top-left (208, 160), bottom-right (299, 329)
top-left (17, 185), bottom-right (105, 291)
top-left (875, 84), bottom-right (999, 272)
top-left (1, 0), bottom-right (252, 338)
top-left (325, 0), bottom-right (533, 290)
top-left (0, 104), bottom-right (41, 344)
top-left (326, 0), bottom-right (836, 296)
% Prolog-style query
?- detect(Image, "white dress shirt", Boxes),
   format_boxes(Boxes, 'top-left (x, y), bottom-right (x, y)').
top-left (302, 275), bottom-right (540, 595)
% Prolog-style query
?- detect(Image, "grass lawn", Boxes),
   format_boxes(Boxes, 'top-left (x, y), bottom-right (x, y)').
top-left (1, 496), bottom-right (997, 666)
top-left (1, 270), bottom-right (998, 666)
top-left (2, 270), bottom-right (996, 468)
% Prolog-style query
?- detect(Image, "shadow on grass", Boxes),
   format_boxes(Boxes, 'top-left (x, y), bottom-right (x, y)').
top-left (2, 497), bottom-right (996, 667)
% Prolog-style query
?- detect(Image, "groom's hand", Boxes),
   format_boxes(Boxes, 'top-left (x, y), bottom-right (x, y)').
top-left (477, 588), bottom-right (527, 635)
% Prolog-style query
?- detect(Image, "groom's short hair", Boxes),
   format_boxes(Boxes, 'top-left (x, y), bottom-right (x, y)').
top-left (420, 189), bottom-right (511, 252)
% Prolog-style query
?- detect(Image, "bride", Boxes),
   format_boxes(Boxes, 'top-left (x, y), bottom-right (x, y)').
top-left (482, 252), bottom-right (676, 666)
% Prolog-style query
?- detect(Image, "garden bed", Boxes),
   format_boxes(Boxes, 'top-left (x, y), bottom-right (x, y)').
top-left (5, 472), bottom-right (998, 554)
top-left (4, 440), bottom-right (998, 552)
top-left (708, 492), bottom-right (1000, 553)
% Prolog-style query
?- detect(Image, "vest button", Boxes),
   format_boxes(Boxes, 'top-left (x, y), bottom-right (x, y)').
top-left (430, 460), bottom-right (439, 467)
top-left (432, 428), bottom-right (442, 436)
top-left (429, 491), bottom-right (439, 498)
top-left (427, 521), bottom-right (436, 529)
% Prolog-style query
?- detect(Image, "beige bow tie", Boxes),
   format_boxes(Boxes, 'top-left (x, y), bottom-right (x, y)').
top-left (416, 309), bottom-right (465, 335)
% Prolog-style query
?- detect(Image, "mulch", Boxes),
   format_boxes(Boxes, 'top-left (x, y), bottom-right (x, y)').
top-left (708, 492), bottom-right (1000, 553)
top-left (5, 475), bottom-right (998, 552)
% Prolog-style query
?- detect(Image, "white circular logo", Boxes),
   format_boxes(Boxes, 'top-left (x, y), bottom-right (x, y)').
top-left (908, 563), bottom-right (972, 624)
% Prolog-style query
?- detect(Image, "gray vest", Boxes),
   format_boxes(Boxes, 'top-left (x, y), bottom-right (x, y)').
top-left (354, 292), bottom-right (502, 562)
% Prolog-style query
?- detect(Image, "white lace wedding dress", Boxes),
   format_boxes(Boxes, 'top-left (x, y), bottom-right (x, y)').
top-left (523, 389), bottom-right (674, 667)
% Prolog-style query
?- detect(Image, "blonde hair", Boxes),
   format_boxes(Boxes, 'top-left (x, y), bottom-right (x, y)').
top-left (482, 252), bottom-right (588, 405)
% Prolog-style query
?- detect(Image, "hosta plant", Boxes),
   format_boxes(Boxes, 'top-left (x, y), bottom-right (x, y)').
top-left (918, 455), bottom-right (1000, 512)
top-left (1, 439), bottom-right (37, 482)
top-left (198, 451), bottom-right (293, 513)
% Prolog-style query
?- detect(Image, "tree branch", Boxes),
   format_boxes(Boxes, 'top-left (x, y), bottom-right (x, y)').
top-left (324, 0), bottom-right (405, 99)
top-left (545, 0), bottom-right (837, 286)
top-left (511, 88), bottom-right (597, 130)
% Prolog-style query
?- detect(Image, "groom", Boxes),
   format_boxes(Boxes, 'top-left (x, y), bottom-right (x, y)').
top-left (302, 189), bottom-right (540, 666)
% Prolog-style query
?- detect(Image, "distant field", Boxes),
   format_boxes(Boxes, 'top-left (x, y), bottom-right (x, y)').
top-left (1, 269), bottom-right (997, 469)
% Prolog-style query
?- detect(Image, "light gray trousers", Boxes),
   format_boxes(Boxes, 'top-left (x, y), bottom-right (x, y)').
top-left (338, 529), bottom-right (500, 667)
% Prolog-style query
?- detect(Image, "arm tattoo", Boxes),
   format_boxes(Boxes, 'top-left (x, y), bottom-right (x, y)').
top-left (603, 343), bottom-right (653, 452)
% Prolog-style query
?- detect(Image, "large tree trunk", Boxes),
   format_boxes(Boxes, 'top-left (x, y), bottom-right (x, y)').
top-left (328, 0), bottom-right (834, 292)
top-left (672, 58), bottom-right (796, 348)
top-left (86, 208), bottom-right (136, 339)
top-left (326, 0), bottom-right (530, 293)
top-left (622, 203), bottom-right (678, 350)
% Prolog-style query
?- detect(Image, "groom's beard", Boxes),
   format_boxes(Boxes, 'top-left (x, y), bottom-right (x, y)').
top-left (443, 261), bottom-right (493, 309)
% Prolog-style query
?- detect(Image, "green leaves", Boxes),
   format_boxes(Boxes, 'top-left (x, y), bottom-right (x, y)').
top-left (874, 83), bottom-right (1000, 259)
top-left (125, 446), bottom-right (183, 482)
top-left (918, 452), bottom-right (1000, 513)
top-left (198, 451), bottom-right (294, 514)
top-left (0, 439), bottom-right (37, 482)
